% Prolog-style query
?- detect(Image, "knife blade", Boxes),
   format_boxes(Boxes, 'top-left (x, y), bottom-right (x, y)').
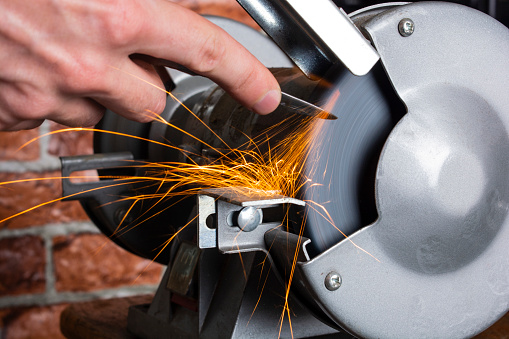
top-left (280, 92), bottom-right (337, 120)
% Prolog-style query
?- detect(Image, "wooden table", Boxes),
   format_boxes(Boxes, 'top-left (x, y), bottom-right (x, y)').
top-left (60, 295), bottom-right (509, 338)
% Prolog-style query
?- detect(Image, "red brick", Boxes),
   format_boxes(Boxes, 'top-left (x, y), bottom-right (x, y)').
top-left (0, 171), bottom-right (90, 229)
top-left (53, 234), bottom-right (162, 292)
top-left (0, 236), bottom-right (45, 297)
top-left (48, 123), bottom-right (94, 157)
top-left (0, 129), bottom-right (40, 161)
top-left (1, 304), bottom-right (67, 339)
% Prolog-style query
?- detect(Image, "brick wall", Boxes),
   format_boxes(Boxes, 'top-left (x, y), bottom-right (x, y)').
top-left (0, 1), bottom-right (254, 338)
top-left (0, 121), bottom-right (165, 339)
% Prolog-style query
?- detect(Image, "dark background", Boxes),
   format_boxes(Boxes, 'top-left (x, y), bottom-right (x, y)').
top-left (335, 0), bottom-right (509, 26)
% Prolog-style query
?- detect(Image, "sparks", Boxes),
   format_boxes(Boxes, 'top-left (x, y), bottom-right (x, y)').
top-left (2, 67), bottom-right (378, 339)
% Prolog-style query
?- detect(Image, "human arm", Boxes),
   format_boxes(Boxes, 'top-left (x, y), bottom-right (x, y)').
top-left (0, 0), bottom-right (281, 130)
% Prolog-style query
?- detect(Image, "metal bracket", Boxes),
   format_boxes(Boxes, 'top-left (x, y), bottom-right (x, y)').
top-left (237, 0), bottom-right (379, 77)
top-left (128, 188), bottom-right (341, 339)
top-left (197, 187), bottom-right (305, 253)
top-left (60, 152), bottom-right (136, 200)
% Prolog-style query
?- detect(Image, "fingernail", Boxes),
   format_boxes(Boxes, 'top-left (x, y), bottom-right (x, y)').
top-left (252, 90), bottom-right (281, 115)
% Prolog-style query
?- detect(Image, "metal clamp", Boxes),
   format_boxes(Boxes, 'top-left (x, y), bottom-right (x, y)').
top-left (197, 187), bottom-right (305, 253)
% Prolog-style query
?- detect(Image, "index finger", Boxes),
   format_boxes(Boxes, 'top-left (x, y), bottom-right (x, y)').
top-left (131, 0), bottom-right (281, 115)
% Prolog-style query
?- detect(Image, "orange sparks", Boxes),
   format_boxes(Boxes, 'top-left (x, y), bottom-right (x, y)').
top-left (1, 68), bottom-right (379, 339)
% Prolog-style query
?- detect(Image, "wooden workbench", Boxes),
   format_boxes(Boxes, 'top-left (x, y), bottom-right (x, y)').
top-left (60, 295), bottom-right (509, 338)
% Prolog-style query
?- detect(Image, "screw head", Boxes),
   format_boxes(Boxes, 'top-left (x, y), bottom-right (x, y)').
top-left (237, 207), bottom-right (262, 232)
top-left (325, 272), bottom-right (342, 291)
top-left (398, 18), bottom-right (415, 37)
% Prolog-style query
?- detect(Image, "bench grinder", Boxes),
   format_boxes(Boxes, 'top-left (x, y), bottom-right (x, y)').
top-left (61, 1), bottom-right (509, 338)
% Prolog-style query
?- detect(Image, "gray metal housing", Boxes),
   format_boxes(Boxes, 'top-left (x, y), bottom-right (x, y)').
top-left (295, 2), bottom-right (509, 338)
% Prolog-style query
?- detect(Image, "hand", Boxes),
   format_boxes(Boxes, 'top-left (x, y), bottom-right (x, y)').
top-left (0, 0), bottom-right (281, 130)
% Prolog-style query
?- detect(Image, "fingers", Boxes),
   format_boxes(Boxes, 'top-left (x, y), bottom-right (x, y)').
top-left (48, 97), bottom-right (106, 127)
top-left (0, 97), bottom-right (103, 131)
top-left (133, 1), bottom-right (281, 114)
top-left (0, 81), bottom-right (104, 130)
top-left (1, 120), bottom-right (44, 131)
top-left (91, 58), bottom-right (167, 123)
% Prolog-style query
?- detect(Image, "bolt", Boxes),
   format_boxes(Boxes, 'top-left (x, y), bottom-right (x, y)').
top-left (325, 272), bottom-right (342, 291)
top-left (237, 206), bottom-right (262, 232)
top-left (398, 18), bottom-right (415, 37)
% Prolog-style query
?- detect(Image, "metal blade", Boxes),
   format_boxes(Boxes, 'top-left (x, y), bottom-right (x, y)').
top-left (280, 92), bottom-right (337, 120)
